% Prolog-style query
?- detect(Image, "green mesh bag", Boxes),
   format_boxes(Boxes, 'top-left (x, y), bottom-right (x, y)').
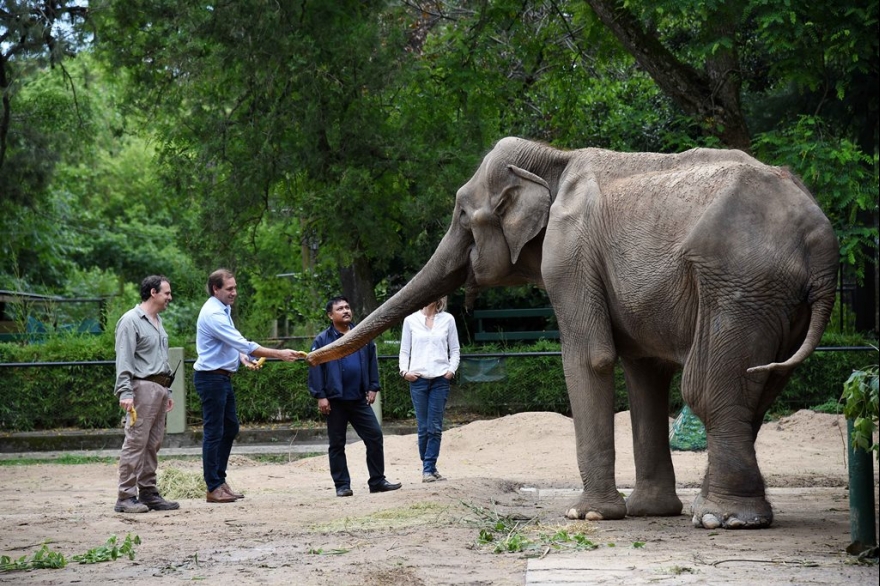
top-left (669, 405), bottom-right (707, 451)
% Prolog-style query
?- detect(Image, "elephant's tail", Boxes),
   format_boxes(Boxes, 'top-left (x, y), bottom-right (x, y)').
top-left (746, 288), bottom-right (835, 375)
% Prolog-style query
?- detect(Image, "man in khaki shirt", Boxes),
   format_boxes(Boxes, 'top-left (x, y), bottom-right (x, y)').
top-left (113, 275), bottom-right (179, 513)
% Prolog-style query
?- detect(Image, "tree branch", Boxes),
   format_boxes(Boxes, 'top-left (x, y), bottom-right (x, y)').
top-left (583, 0), bottom-right (751, 151)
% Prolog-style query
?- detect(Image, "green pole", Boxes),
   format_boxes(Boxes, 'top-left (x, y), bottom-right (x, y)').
top-left (846, 418), bottom-right (876, 555)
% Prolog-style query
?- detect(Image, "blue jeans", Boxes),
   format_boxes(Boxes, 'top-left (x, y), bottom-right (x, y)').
top-left (194, 371), bottom-right (240, 492)
top-left (409, 376), bottom-right (450, 474)
top-left (326, 398), bottom-right (386, 490)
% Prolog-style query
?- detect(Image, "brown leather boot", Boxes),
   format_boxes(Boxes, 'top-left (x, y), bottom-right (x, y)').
top-left (222, 483), bottom-right (244, 499)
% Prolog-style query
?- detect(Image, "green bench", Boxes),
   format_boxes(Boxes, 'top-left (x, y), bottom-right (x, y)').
top-left (473, 308), bottom-right (559, 342)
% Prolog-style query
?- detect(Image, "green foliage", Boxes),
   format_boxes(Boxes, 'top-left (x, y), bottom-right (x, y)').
top-left (752, 116), bottom-right (878, 282)
top-left (1, 543), bottom-right (67, 572)
top-left (454, 340), bottom-right (631, 417)
top-left (771, 332), bottom-right (878, 417)
top-left (2, 332), bottom-right (873, 431)
top-left (70, 534), bottom-right (141, 564)
top-left (0, 533), bottom-right (139, 572)
top-left (5, 0), bottom-right (877, 346)
top-left (0, 334), bottom-right (121, 431)
top-left (465, 501), bottom-right (599, 556)
top-left (0, 455), bottom-right (115, 467)
top-left (841, 362), bottom-right (879, 457)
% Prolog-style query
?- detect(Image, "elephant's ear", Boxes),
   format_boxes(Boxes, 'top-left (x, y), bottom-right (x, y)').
top-left (497, 165), bottom-right (551, 264)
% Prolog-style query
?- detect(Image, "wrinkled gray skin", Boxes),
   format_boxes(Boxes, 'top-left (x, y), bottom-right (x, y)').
top-left (308, 137), bottom-right (839, 529)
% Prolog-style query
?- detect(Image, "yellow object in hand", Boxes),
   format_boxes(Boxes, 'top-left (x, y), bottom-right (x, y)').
top-left (130, 406), bottom-right (137, 425)
top-left (255, 357), bottom-right (266, 367)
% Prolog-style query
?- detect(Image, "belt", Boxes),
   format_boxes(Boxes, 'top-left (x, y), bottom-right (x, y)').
top-left (135, 373), bottom-right (174, 387)
top-left (206, 369), bottom-right (234, 377)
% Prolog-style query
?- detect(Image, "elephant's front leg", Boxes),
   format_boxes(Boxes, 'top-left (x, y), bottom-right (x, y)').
top-left (562, 341), bottom-right (627, 521)
top-left (620, 357), bottom-right (683, 517)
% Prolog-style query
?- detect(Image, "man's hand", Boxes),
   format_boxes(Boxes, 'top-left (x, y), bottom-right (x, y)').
top-left (165, 397), bottom-right (175, 413)
top-left (119, 397), bottom-right (134, 411)
top-left (367, 390), bottom-right (378, 405)
top-left (278, 349), bottom-right (307, 362)
top-left (241, 353), bottom-right (261, 370)
top-left (318, 398), bottom-right (331, 415)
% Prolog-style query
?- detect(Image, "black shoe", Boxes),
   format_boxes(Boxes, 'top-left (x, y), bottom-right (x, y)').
top-left (369, 480), bottom-right (402, 493)
top-left (113, 497), bottom-right (148, 513)
top-left (139, 492), bottom-right (180, 511)
top-left (336, 487), bottom-right (354, 497)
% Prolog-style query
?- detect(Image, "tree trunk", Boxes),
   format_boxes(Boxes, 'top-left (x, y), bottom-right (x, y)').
top-left (339, 255), bottom-right (378, 322)
top-left (584, 0), bottom-right (752, 152)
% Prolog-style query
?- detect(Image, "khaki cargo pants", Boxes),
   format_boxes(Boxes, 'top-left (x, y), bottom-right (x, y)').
top-left (117, 380), bottom-right (169, 500)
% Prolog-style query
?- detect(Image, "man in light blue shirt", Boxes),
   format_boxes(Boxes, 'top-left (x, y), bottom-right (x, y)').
top-left (194, 268), bottom-right (306, 503)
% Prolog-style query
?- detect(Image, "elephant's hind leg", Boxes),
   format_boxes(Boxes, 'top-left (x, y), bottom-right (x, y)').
top-left (620, 357), bottom-right (683, 517)
top-left (682, 320), bottom-right (783, 529)
top-left (690, 492), bottom-right (773, 529)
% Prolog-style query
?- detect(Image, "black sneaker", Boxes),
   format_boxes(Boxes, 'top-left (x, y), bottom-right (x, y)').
top-left (336, 487), bottom-right (354, 497)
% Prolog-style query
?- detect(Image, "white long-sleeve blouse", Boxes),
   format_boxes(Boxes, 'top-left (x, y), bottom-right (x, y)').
top-left (398, 310), bottom-right (461, 378)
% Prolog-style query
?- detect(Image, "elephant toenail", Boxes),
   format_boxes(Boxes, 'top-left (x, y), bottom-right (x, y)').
top-left (701, 513), bottom-right (721, 529)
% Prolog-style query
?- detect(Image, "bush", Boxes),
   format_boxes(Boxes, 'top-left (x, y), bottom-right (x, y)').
top-left (454, 340), bottom-right (629, 417)
top-left (0, 334), bottom-right (120, 431)
top-left (0, 332), bottom-right (192, 432)
top-left (0, 331), bottom-right (875, 431)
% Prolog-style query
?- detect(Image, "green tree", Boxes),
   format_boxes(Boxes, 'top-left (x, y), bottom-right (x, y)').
top-left (0, 0), bottom-right (90, 196)
top-left (92, 0), bottom-right (429, 319)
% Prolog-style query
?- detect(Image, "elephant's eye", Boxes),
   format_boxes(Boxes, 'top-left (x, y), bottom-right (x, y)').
top-left (458, 208), bottom-right (471, 230)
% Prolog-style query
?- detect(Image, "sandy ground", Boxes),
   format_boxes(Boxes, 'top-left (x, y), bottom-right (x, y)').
top-left (0, 409), bottom-right (877, 585)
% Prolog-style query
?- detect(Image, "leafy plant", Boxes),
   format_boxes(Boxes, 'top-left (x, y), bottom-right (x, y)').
top-left (1, 544), bottom-right (67, 571)
top-left (0, 534), bottom-right (140, 572)
top-left (464, 502), bottom-right (599, 556)
top-left (70, 534), bottom-right (141, 564)
top-left (841, 361), bottom-right (879, 457)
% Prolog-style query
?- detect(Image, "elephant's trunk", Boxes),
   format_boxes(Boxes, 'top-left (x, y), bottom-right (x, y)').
top-left (307, 232), bottom-right (471, 366)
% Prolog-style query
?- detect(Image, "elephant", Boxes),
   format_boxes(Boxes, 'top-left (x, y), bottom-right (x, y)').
top-left (307, 137), bottom-right (839, 529)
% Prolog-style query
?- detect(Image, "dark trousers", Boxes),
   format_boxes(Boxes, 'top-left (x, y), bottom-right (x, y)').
top-left (326, 398), bottom-right (385, 490)
top-left (194, 371), bottom-right (240, 492)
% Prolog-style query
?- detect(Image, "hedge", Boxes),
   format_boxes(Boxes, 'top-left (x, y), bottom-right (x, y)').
top-left (0, 332), bottom-right (875, 432)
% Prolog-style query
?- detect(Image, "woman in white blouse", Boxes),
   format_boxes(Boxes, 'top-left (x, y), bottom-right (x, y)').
top-left (399, 296), bottom-right (461, 482)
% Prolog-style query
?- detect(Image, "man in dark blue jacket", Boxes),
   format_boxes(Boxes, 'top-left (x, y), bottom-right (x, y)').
top-left (308, 296), bottom-right (402, 497)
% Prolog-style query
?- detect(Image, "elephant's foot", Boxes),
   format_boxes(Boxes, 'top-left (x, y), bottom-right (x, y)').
top-left (690, 493), bottom-right (773, 529)
top-left (564, 491), bottom-right (626, 521)
top-left (625, 487), bottom-right (683, 517)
